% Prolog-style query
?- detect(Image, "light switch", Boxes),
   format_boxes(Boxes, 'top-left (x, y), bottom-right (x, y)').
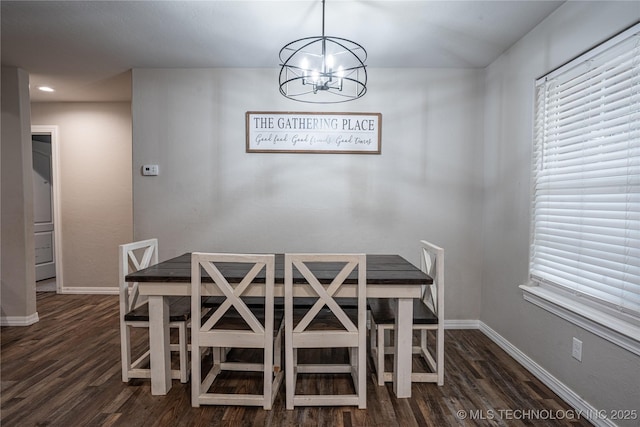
top-left (572, 337), bottom-right (582, 361)
top-left (142, 164), bottom-right (159, 176)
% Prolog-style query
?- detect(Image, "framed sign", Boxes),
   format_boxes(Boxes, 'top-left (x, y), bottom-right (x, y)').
top-left (246, 111), bottom-right (381, 154)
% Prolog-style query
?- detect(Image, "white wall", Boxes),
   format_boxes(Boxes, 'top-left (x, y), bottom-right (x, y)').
top-left (132, 67), bottom-right (484, 320)
top-left (482, 1), bottom-right (640, 423)
top-left (30, 102), bottom-right (133, 291)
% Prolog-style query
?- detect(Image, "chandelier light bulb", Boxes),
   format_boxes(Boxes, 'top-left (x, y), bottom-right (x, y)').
top-left (326, 54), bottom-right (334, 70)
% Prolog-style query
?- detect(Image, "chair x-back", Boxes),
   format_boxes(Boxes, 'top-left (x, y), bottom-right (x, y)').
top-left (118, 239), bottom-right (190, 383)
top-left (369, 240), bottom-right (444, 385)
top-left (284, 253), bottom-right (367, 410)
top-left (190, 253), bottom-right (284, 409)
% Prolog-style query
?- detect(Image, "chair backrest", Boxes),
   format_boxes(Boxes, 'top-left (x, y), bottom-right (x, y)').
top-left (191, 253), bottom-right (275, 341)
top-left (285, 253), bottom-right (366, 335)
top-left (419, 240), bottom-right (444, 318)
top-left (118, 239), bottom-right (158, 317)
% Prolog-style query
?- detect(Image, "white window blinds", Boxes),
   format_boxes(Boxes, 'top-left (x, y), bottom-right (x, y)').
top-left (531, 23), bottom-right (640, 319)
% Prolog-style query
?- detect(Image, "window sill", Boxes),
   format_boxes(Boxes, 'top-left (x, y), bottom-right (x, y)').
top-left (520, 283), bottom-right (640, 357)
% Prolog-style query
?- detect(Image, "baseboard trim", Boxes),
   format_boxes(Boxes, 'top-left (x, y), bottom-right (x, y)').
top-left (479, 321), bottom-right (615, 427)
top-left (445, 319), bottom-right (480, 329)
top-left (1, 312), bottom-right (40, 326)
top-left (59, 287), bottom-right (119, 295)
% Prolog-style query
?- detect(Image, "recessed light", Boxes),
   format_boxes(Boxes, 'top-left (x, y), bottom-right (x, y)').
top-left (38, 86), bottom-right (55, 92)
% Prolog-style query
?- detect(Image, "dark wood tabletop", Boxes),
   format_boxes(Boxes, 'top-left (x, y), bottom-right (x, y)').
top-left (126, 253), bottom-right (432, 285)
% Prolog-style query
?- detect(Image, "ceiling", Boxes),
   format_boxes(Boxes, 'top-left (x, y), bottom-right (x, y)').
top-left (1, 0), bottom-right (564, 102)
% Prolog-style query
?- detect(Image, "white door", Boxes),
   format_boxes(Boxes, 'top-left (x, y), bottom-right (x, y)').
top-left (32, 136), bottom-right (56, 281)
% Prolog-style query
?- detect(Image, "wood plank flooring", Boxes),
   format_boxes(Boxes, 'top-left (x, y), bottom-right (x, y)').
top-left (1, 293), bottom-right (591, 426)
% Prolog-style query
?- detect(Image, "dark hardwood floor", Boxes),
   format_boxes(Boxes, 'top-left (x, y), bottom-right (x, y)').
top-left (1, 293), bottom-right (591, 426)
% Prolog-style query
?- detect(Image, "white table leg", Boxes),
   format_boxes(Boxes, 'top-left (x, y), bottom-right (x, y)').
top-left (148, 295), bottom-right (171, 395)
top-left (393, 297), bottom-right (413, 398)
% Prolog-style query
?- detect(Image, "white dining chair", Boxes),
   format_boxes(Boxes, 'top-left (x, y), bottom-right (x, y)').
top-left (284, 253), bottom-right (367, 410)
top-left (119, 238), bottom-right (190, 383)
top-left (369, 240), bottom-right (444, 386)
top-left (190, 253), bottom-right (284, 409)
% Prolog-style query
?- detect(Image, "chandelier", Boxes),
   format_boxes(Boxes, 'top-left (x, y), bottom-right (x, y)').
top-left (278, 0), bottom-right (367, 103)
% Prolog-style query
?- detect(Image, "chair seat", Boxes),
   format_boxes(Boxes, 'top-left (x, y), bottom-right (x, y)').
top-left (203, 296), bottom-right (276, 308)
top-left (204, 296), bottom-right (363, 309)
top-left (202, 307), bottom-right (284, 332)
top-left (292, 307), bottom-right (359, 331)
top-left (368, 298), bottom-right (438, 325)
top-left (124, 296), bottom-right (191, 322)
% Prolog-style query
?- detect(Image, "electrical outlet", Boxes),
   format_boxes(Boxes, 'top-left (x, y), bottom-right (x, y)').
top-left (572, 337), bottom-right (582, 361)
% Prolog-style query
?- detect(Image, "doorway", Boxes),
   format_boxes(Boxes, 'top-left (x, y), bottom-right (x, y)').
top-left (31, 125), bottom-right (62, 292)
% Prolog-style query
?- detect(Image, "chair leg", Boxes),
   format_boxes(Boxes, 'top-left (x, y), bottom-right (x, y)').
top-left (191, 341), bottom-right (201, 408)
top-left (437, 325), bottom-right (444, 386)
top-left (420, 329), bottom-right (428, 360)
top-left (285, 345), bottom-right (294, 410)
top-left (358, 346), bottom-right (366, 409)
top-left (264, 333), bottom-right (274, 410)
top-left (370, 319), bottom-right (377, 352)
top-left (376, 325), bottom-right (385, 386)
top-left (348, 347), bottom-right (357, 388)
top-left (178, 323), bottom-right (188, 383)
top-left (270, 325), bottom-right (284, 407)
top-left (120, 323), bottom-right (131, 382)
top-left (274, 333), bottom-right (282, 372)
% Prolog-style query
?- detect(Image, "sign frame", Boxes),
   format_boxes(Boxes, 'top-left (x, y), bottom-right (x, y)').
top-left (246, 111), bottom-right (382, 154)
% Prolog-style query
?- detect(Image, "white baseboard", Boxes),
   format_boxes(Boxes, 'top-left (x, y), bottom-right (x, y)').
top-left (445, 319), bottom-right (480, 329)
top-left (479, 321), bottom-right (615, 427)
top-left (1, 312), bottom-right (39, 326)
top-left (59, 287), bottom-right (119, 295)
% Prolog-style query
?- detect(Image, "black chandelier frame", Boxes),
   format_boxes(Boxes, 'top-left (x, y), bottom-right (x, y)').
top-left (278, 0), bottom-right (368, 104)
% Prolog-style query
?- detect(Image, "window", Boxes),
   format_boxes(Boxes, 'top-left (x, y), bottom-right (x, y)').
top-left (521, 23), bottom-right (640, 355)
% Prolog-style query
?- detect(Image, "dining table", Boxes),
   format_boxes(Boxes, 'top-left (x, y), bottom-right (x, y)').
top-left (126, 252), bottom-right (432, 398)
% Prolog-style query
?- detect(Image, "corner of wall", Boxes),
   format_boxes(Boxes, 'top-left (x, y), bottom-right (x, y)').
top-left (1, 66), bottom-right (38, 323)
